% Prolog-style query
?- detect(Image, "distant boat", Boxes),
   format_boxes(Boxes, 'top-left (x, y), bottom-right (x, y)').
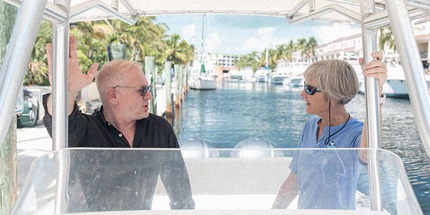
top-left (242, 68), bottom-right (255, 82)
top-left (269, 67), bottom-right (289, 85)
top-left (358, 63), bottom-right (430, 98)
top-left (229, 69), bottom-right (240, 80)
top-left (282, 62), bottom-right (309, 87)
top-left (255, 69), bottom-right (270, 82)
top-left (188, 14), bottom-right (217, 90)
top-left (189, 63), bottom-right (217, 90)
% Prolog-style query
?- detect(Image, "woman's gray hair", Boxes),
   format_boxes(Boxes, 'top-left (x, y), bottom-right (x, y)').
top-left (303, 60), bottom-right (359, 105)
top-left (96, 60), bottom-right (142, 103)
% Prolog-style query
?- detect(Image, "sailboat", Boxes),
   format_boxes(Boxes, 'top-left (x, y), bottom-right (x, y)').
top-left (3, 0), bottom-right (429, 214)
top-left (188, 14), bottom-right (217, 90)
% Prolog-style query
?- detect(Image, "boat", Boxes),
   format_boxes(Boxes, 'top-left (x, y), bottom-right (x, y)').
top-left (359, 62), bottom-right (430, 98)
top-left (188, 15), bottom-right (217, 90)
top-left (269, 67), bottom-right (289, 85)
top-left (255, 69), bottom-right (270, 82)
top-left (283, 62), bottom-right (309, 87)
top-left (241, 68), bottom-right (255, 82)
top-left (2, 0), bottom-right (429, 214)
top-left (230, 69), bottom-right (240, 80)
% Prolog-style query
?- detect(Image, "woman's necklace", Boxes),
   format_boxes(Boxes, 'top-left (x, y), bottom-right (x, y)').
top-left (324, 113), bottom-right (351, 147)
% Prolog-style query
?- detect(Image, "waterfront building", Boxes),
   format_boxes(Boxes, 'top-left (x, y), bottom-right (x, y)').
top-left (194, 52), bottom-right (242, 76)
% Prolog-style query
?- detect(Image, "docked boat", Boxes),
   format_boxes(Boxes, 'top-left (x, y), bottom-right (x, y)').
top-left (242, 68), bottom-right (255, 82)
top-left (269, 67), bottom-right (289, 85)
top-left (283, 62), bottom-right (309, 87)
top-left (359, 63), bottom-right (430, 98)
top-left (229, 69), bottom-right (240, 80)
top-left (255, 69), bottom-right (270, 82)
top-left (2, 0), bottom-right (430, 215)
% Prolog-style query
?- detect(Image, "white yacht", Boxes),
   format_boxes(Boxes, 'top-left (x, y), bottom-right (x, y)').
top-left (229, 69), bottom-right (240, 80)
top-left (283, 62), bottom-right (309, 87)
top-left (242, 68), bottom-right (255, 82)
top-left (359, 63), bottom-right (430, 98)
top-left (255, 69), bottom-right (270, 82)
top-left (269, 67), bottom-right (289, 85)
top-left (3, 0), bottom-right (429, 215)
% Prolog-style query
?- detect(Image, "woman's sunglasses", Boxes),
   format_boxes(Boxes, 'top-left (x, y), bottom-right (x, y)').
top-left (304, 82), bottom-right (322, 95)
top-left (113, 85), bottom-right (152, 97)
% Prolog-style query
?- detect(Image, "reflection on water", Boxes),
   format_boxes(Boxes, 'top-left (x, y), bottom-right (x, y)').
top-left (176, 80), bottom-right (430, 214)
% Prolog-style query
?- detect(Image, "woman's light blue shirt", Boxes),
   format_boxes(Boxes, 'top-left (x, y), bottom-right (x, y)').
top-left (289, 115), bottom-right (365, 210)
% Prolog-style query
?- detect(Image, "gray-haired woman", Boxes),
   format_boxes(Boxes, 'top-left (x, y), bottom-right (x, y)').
top-left (272, 51), bottom-right (387, 210)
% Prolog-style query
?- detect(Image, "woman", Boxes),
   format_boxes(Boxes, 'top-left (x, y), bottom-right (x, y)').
top-left (272, 51), bottom-right (387, 210)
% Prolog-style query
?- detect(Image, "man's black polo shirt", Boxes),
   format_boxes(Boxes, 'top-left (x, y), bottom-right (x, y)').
top-left (42, 94), bottom-right (195, 211)
top-left (42, 94), bottom-right (177, 148)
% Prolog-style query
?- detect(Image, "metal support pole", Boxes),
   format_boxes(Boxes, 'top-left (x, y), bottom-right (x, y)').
top-left (0, 0), bottom-right (47, 148)
top-left (165, 61), bottom-right (172, 118)
top-left (52, 0), bottom-right (70, 213)
top-left (174, 64), bottom-right (180, 108)
top-left (145, 56), bottom-right (156, 114)
top-left (386, 0), bottom-right (430, 169)
top-left (360, 0), bottom-right (382, 211)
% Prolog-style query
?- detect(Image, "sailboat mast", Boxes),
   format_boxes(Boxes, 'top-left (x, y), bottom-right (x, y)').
top-left (201, 14), bottom-right (205, 64)
top-left (265, 48), bottom-right (269, 70)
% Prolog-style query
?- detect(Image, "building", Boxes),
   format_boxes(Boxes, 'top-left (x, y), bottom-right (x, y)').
top-left (194, 52), bottom-right (242, 75)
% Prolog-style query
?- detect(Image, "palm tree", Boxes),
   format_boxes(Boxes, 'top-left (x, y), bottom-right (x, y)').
top-left (285, 40), bottom-right (296, 61)
top-left (25, 20), bottom-right (51, 86)
top-left (378, 27), bottom-right (396, 53)
top-left (258, 48), bottom-right (278, 70)
top-left (161, 34), bottom-right (194, 66)
top-left (303, 37), bottom-right (318, 63)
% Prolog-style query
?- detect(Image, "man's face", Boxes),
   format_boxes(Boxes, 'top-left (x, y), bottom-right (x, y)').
top-left (115, 66), bottom-right (152, 120)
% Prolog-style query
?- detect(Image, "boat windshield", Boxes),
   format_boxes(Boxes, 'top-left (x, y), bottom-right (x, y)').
top-left (12, 148), bottom-right (420, 215)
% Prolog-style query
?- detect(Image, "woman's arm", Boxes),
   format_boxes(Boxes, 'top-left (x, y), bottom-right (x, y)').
top-left (271, 172), bottom-right (298, 209)
top-left (358, 51), bottom-right (387, 162)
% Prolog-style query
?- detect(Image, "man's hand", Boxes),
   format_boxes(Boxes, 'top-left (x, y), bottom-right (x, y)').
top-left (359, 51), bottom-right (388, 94)
top-left (47, 35), bottom-right (99, 94)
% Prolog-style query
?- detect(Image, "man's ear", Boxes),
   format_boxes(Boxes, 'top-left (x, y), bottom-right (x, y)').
top-left (107, 88), bottom-right (119, 105)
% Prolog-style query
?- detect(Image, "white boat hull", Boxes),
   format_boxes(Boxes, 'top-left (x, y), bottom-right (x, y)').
top-left (189, 77), bottom-right (217, 90)
top-left (359, 79), bottom-right (430, 98)
top-left (284, 77), bottom-right (304, 87)
top-left (270, 77), bottom-right (287, 85)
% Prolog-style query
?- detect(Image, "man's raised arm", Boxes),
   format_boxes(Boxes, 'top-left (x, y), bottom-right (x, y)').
top-left (45, 35), bottom-right (98, 116)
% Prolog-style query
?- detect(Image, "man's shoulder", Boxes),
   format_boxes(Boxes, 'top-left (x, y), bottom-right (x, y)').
top-left (146, 113), bottom-right (172, 127)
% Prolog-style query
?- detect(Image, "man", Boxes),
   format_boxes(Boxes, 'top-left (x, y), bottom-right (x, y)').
top-left (43, 36), bottom-right (195, 211)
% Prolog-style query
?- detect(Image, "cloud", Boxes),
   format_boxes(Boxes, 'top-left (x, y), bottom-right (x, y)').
top-left (312, 24), bottom-right (361, 44)
top-left (181, 24), bottom-right (196, 41)
top-left (205, 32), bottom-right (222, 53)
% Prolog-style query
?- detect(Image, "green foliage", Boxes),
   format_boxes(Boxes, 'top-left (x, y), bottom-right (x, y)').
top-left (237, 37), bottom-right (318, 70)
top-left (379, 27), bottom-right (396, 52)
top-left (28, 17), bottom-right (195, 85)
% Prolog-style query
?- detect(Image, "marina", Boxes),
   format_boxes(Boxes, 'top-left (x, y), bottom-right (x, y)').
top-left (177, 80), bottom-right (430, 213)
top-left (1, 0), bottom-right (430, 214)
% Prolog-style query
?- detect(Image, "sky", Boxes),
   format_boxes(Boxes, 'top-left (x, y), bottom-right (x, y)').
top-left (154, 14), bottom-right (362, 55)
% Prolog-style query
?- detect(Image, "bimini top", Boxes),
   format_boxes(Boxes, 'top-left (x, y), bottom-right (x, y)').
top-left (7, 0), bottom-right (428, 25)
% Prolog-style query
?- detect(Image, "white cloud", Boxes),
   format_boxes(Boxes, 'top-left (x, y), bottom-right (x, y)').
top-left (205, 33), bottom-right (222, 53)
top-left (181, 24), bottom-right (196, 41)
top-left (241, 37), bottom-right (262, 53)
top-left (312, 24), bottom-right (361, 44)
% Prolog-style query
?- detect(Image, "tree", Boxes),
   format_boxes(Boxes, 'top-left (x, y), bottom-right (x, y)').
top-left (161, 34), bottom-right (194, 66)
top-left (25, 20), bottom-right (51, 86)
top-left (379, 27), bottom-right (396, 53)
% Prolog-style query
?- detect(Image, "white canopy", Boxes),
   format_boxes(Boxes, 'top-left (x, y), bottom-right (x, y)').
top-left (8, 0), bottom-right (427, 25)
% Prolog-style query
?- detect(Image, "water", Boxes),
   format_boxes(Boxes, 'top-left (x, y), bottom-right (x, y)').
top-left (175, 80), bottom-right (430, 214)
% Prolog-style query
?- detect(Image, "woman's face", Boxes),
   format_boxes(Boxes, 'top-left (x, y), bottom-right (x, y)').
top-left (300, 79), bottom-right (330, 116)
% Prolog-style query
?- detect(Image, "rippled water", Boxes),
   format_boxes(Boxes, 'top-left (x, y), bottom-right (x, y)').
top-left (175, 80), bottom-right (430, 214)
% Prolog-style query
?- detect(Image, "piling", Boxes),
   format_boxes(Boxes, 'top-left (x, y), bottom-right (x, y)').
top-left (145, 56), bottom-right (156, 115)
top-left (164, 61), bottom-right (172, 119)
top-left (174, 64), bottom-right (180, 108)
